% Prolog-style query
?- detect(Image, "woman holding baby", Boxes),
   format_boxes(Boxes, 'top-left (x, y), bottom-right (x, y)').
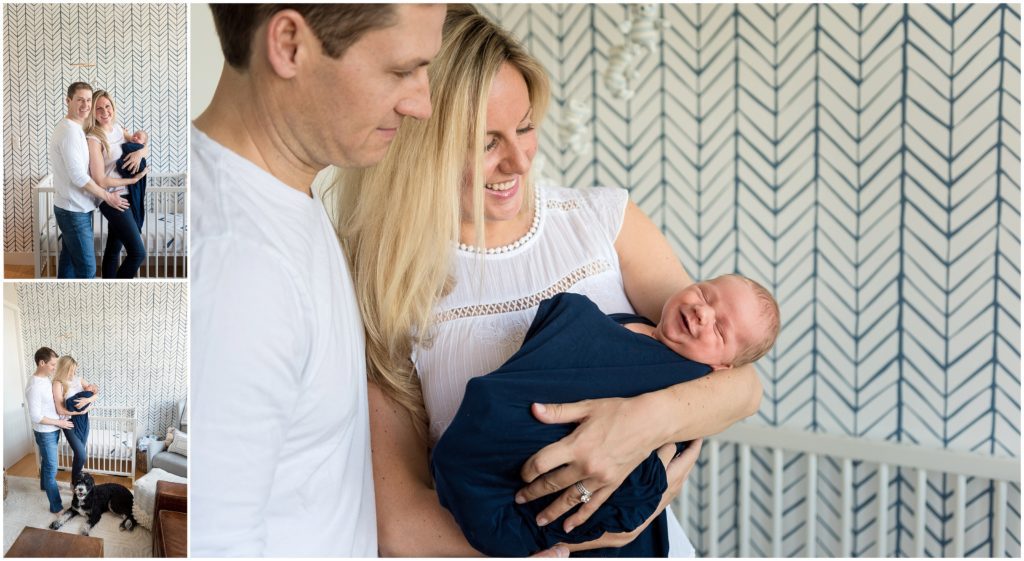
top-left (337, 6), bottom-right (765, 557)
top-left (50, 356), bottom-right (98, 485)
top-left (85, 90), bottom-right (149, 279)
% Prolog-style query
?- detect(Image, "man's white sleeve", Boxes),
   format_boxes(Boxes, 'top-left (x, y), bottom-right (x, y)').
top-left (26, 384), bottom-right (44, 425)
top-left (190, 240), bottom-right (309, 556)
top-left (61, 129), bottom-right (93, 189)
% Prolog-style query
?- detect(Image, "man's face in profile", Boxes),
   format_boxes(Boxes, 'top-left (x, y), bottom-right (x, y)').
top-left (296, 4), bottom-right (447, 169)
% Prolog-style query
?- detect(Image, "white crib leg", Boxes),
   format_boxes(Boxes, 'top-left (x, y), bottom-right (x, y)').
top-left (739, 444), bottom-right (751, 557)
top-left (953, 474), bottom-right (966, 557)
top-left (773, 448), bottom-right (783, 557)
top-left (915, 468), bottom-right (927, 557)
top-left (877, 462), bottom-right (889, 556)
top-left (994, 480), bottom-right (1007, 557)
top-left (806, 453), bottom-right (817, 558)
top-left (841, 458), bottom-right (852, 557)
top-left (709, 440), bottom-right (720, 558)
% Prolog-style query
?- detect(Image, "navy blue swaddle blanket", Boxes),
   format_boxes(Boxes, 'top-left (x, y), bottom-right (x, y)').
top-left (115, 142), bottom-right (147, 230)
top-left (431, 293), bottom-right (712, 557)
top-left (65, 390), bottom-right (93, 444)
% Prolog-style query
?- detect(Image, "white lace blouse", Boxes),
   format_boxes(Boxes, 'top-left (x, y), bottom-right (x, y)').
top-left (414, 184), bottom-right (635, 444)
top-left (414, 184), bottom-right (695, 557)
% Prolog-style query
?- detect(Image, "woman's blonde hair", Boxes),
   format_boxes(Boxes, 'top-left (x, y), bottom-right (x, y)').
top-left (84, 90), bottom-right (115, 156)
top-left (54, 356), bottom-right (78, 401)
top-left (332, 5), bottom-right (550, 437)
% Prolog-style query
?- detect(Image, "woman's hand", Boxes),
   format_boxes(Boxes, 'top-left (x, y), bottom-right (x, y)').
top-left (132, 167), bottom-right (149, 181)
top-left (562, 439), bottom-right (703, 552)
top-left (516, 397), bottom-right (667, 530)
top-left (104, 191), bottom-right (130, 211)
top-left (124, 150), bottom-right (145, 174)
top-left (73, 395), bottom-right (94, 409)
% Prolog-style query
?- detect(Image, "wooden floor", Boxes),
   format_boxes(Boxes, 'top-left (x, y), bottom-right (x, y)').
top-left (6, 453), bottom-right (143, 489)
top-left (4, 265), bottom-right (34, 279)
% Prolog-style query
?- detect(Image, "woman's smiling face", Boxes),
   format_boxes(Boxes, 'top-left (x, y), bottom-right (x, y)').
top-left (461, 63), bottom-right (538, 224)
top-left (93, 96), bottom-right (114, 127)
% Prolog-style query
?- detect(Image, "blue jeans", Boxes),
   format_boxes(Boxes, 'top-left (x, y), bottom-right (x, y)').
top-left (99, 197), bottom-right (146, 278)
top-left (33, 430), bottom-right (62, 513)
top-left (53, 206), bottom-right (96, 279)
top-left (62, 426), bottom-right (88, 484)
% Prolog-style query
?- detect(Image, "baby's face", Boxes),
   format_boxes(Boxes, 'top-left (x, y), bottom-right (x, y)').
top-left (652, 276), bottom-right (765, 370)
top-left (131, 132), bottom-right (144, 143)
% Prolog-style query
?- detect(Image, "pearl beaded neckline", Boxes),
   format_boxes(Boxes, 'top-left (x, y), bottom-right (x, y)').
top-left (457, 191), bottom-right (542, 255)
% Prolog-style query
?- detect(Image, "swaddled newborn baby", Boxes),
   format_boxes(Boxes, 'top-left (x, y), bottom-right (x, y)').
top-left (115, 130), bottom-right (149, 230)
top-left (432, 274), bottom-right (779, 557)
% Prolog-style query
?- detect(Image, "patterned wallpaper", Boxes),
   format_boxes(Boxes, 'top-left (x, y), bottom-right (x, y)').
top-left (15, 282), bottom-right (188, 437)
top-left (481, 3), bottom-right (1020, 557)
top-left (2, 3), bottom-right (188, 255)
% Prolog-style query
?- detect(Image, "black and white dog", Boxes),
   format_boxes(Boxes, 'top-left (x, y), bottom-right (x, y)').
top-left (48, 473), bottom-right (137, 536)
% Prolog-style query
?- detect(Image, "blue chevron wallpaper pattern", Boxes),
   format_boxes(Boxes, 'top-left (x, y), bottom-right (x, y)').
top-left (481, 4), bottom-right (1020, 557)
top-left (2, 3), bottom-right (188, 255)
top-left (15, 282), bottom-right (188, 438)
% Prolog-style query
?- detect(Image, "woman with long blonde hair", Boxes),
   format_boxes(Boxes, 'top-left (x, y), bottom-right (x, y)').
top-left (337, 5), bottom-right (763, 556)
top-left (51, 355), bottom-right (98, 483)
top-left (85, 89), bottom-right (149, 278)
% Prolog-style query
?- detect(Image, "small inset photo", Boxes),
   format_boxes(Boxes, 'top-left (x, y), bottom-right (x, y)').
top-left (2, 4), bottom-right (188, 280)
top-left (3, 282), bottom-right (188, 557)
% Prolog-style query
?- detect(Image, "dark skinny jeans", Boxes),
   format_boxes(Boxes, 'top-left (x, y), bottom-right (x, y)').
top-left (99, 195), bottom-right (146, 279)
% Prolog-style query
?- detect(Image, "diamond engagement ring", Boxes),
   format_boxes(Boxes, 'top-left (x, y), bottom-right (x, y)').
top-left (575, 481), bottom-right (592, 504)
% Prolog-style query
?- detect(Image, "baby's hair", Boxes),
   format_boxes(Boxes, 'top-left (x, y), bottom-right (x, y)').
top-left (721, 274), bottom-right (780, 367)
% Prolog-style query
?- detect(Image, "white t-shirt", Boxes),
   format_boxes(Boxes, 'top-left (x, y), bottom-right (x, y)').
top-left (189, 125), bottom-right (377, 557)
top-left (50, 118), bottom-right (98, 213)
top-left (26, 375), bottom-right (59, 433)
top-left (415, 185), bottom-right (694, 557)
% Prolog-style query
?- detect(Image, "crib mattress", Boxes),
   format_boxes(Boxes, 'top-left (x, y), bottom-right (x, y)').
top-left (40, 211), bottom-right (187, 251)
top-left (60, 428), bottom-right (135, 459)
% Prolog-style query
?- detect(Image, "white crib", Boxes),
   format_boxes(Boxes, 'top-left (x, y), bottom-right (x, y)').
top-left (673, 423), bottom-right (1020, 557)
top-left (32, 173), bottom-right (187, 278)
top-left (56, 406), bottom-right (137, 483)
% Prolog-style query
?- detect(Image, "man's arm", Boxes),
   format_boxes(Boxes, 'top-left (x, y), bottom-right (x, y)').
top-left (190, 240), bottom-right (307, 556)
top-left (62, 129), bottom-right (129, 209)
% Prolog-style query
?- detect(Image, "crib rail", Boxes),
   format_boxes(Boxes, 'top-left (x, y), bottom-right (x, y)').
top-left (674, 423), bottom-right (1020, 557)
top-left (33, 173), bottom-right (187, 278)
top-left (57, 406), bottom-right (137, 483)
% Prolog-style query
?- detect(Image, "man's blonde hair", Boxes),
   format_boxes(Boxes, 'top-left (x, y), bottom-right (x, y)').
top-left (332, 5), bottom-right (550, 437)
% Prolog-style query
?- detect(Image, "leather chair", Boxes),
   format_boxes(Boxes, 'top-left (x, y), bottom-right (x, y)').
top-left (152, 480), bottom-right (187, 557)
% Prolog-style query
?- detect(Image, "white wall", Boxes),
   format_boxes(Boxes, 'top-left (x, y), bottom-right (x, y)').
top-left (3, 284), bottom-right (32, 469)
top-left (191, 4), bottom-right (221, 118)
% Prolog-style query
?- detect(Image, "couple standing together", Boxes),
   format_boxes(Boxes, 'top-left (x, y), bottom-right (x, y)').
top-left (50, 82), bottom-right (150, 279)
top-left (26, 348), bottom-right (99, 513)
top-left (192, 5), bottom-right (764, 557)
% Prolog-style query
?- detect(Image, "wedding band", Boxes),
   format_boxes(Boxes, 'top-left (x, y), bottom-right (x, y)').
top-left (575, 481), bottom-right (592, 504)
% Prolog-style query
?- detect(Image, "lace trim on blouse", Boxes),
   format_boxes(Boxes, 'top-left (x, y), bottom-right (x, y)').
top-left (433, 259), bottom-right (613, 324)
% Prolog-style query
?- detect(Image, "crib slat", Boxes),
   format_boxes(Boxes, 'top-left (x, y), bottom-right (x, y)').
top-left (994, 480), bottom-right (1007, 557)
top-left (680, 477), bottom-right (690, 541)
top-left (877, 462), bottom-right (889, 556)
top-left (806, 453), bottom-right (817, 558)
top-left (709, 439), bottom-right (720, 558)
top-left (841, 458), bottom-right (852, 557)
top-left (739, 444), bottom-right (751, 557)
top-left (773, 448), bottom-right (783, 557)
top-left (953, 474), bottom-right (966, 557)
top-left (915, 468), bottom-right (927, 557)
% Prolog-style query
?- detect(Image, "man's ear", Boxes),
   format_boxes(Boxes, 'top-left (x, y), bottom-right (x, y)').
top-left (263, 9), bottom-right (314, 79)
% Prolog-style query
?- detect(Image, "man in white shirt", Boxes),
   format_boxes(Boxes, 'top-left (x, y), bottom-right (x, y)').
top-left (191, 5), bottom-right (446, 556)
top-left (49, 82), bottom-right (130, 278)
top-left (25, 347), bottom-right (73, 513)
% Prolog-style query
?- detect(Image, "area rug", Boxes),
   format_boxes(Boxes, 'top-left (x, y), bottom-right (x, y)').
top-left (3, 476), bottom-right (151, 557)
